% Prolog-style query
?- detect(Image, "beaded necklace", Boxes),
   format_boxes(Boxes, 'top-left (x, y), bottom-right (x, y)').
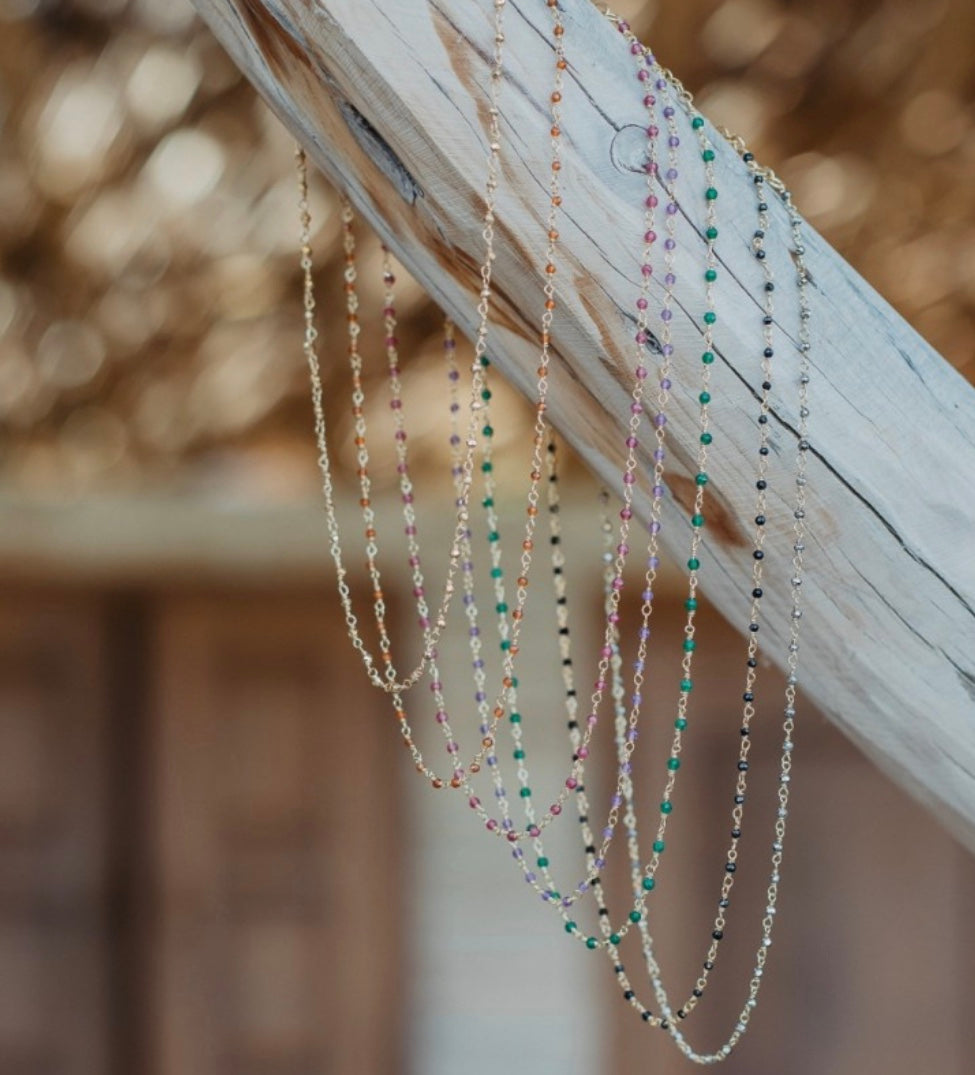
top-left (294, 0), bottom-right (814, 1064)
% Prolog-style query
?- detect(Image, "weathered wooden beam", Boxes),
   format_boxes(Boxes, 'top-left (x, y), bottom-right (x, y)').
top-left (189, 0), bottom-right (975, 850)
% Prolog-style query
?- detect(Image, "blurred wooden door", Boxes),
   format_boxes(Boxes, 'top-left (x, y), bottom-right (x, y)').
top-left (150, 592), bottom-right (405, 1075)
top-left (0, 592), bottom-right (110, 1075)
top-left (0, 587), bottom-right (404, 1075)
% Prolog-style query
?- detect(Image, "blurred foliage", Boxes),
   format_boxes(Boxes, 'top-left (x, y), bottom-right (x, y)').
top-left (0, 0), bottom-right (973, 500)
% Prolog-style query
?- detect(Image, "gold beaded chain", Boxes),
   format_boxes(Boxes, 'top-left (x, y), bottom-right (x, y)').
top-left (294, 1), bottom-right (815, 1065)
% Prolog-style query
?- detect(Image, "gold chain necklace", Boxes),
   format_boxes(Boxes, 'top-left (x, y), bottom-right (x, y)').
top-left (294, 1), bottom-right (813, 1063)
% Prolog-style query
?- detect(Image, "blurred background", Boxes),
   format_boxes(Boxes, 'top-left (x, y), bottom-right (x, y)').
top-left (1, 0), bottom-right (975, 1073)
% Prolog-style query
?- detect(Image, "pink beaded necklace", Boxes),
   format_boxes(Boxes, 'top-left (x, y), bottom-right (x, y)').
top-left (293, 0), bottom-right (814, 1063)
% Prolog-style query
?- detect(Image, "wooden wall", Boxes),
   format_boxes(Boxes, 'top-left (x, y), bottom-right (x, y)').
top-left (1, 581), bottom-right (973, 1073)
top-left (0, 587), bottom-right (404, 1075)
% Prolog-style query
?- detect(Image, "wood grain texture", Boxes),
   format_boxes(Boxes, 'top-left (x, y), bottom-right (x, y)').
top-left (188, 0), bottom-right (975, 850)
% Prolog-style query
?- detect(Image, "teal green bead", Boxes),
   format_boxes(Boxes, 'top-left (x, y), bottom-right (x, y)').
top-left (691, 513), bottom-right (705, 528)
top-left (705, 187), bottom-right (718, 201)
top-left (683, 638), bottom-right (696, 652)
top-left (480, 355), bottom-right (490, 367)
top-left (704, 267), bottom-right (717, 281)
top-left (537, 856), bottom-right (549, 868)
top-left (500, 639), bottom-right (511, 651)
top-left (495, 601), bottom-right (507, 613)
top-left (684, 598), bottom-right (698, 611)
top-left (565, 920), bottom-right (576, 933)
top-left (699, 391), bottom-right (711, 404)
top-left (509, 712), bottom-right (521, 723)
top-left (519, 786), bottom-right (531, 798)
top-left (680, 678), bottom-right (693, 692)
top-left (482, 424), bottom-right (493, 438)
top-left (481, 461), bottom-right (493, 473)
top-left (482, 496), bottom-right (494, 508)
top-left (667, 756), bottom-right (681, 770)
top-left (490, 567), bottom-right (502, 578)
top-left (513, 748), bottom-right (525, 760)
top-left (629, 909), bottom-right (642, 923)
top-left (642, 876), bottom-right (656, 891)
top-left (510, 677), bottom-right (519, 688)
top-left (675, 717), bottom-right (688, 731)
top-left (703, 311), bottom-right (717, 325)
top-left (481, 388), bottom-right (492, 401)
top-left (692, 116), bottom-right (704, 129)
top-left (652, 839), bottom-right (666, 853)
top-left (660, 800), bottom-right (673, 814)
top-left (687, 557), bottom-right (700, 571)
top-left (702, 350), bottom-right (715, 364)
top-left (586, 936), bottom-right (598, 950)
top-left (706, 225), bottom-right (718, 240)
top-left (702, 148), bottom-right (715, 162)
top-left (488, 530), bottom-right (499, 543)
top-left (700, 432), bottom-right (713, 444)
top-left (610, 933), bottom-right (622, 946)
top-left (695, 473), bottom-right (708, 486)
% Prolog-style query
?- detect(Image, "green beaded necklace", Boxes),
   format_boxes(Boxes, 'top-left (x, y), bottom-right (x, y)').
top-left (295, 0), bottom-right (815, 1064)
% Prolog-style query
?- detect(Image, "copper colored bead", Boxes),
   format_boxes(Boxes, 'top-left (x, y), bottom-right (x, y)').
top-left (432, 778), bottom-right (444, 789)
